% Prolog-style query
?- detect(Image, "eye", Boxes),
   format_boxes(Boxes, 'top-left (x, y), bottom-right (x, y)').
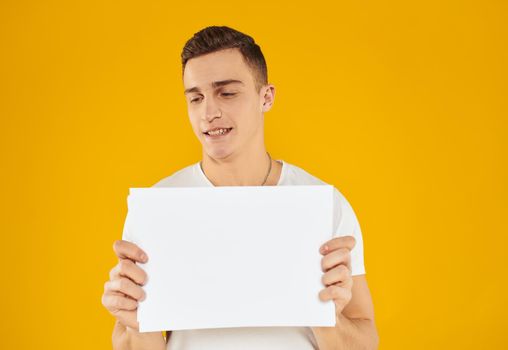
top-left (190, 96), bottom-right (203, 104)
top-left (221, 92), bottom-right (237, 97)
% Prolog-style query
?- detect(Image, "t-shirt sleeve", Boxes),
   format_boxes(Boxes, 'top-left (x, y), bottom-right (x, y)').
top-left (332, 187), bottom-right (366, 276)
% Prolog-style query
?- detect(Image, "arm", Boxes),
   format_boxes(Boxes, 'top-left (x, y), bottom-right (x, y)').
top-left (311, 236), bottom-right (379, 350)
top-left (311, 274), bottom-right (379, 350)
top-left (112, 321), bottom-right (166, 350)
top-left (102, 240), bottom-right (167, 350)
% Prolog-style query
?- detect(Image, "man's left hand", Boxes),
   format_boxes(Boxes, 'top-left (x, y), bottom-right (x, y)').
top-left (318, 235), bottom-right (356, 317)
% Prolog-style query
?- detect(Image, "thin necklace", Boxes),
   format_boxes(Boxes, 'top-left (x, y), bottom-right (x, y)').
top-left (200, 152), bottom-right (272, 186)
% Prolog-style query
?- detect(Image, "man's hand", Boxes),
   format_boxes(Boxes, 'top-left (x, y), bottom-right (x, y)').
top-left (101, 240), bottom-right (149, 331)
top-left (318, 235), bottom-right (356, 317)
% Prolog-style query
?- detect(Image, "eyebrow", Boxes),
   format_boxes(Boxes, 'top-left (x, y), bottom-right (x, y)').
top-left (184, 79), bottom-right (245, 94)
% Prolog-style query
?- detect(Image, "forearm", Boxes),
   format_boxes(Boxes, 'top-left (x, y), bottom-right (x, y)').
top-left (112, 321), bottom-right (166, 350)
top-left (311, 314), bottom-right (379, 350)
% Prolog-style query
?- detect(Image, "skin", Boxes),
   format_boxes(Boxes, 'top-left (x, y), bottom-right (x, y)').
top-left (184, 47), bottom-right (280, 186)
top-left (101, 47), bottom-right (378, 349)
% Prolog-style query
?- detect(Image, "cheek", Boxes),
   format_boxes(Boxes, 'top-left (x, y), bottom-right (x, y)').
top-left (187, 110), bottom-right (200, 130)
top-left (227, 97), bottom-right (259, 122)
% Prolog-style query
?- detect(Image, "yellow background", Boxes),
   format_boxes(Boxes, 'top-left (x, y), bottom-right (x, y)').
top-left (1, 1), bottom-right (506, 349)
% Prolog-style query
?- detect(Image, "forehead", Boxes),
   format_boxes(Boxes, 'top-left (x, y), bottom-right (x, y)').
top-left (183, 48), bottom-right (254, 90)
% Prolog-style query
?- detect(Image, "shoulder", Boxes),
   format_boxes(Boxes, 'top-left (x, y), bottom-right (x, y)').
top-left (282, 161), bottom-right (329, 186)
top-left (282, 161), bottom-right (348, 207)
top-left (282, 161), bottom-right (357, 228)
top-left (151, 162), bottom-right (198, 188)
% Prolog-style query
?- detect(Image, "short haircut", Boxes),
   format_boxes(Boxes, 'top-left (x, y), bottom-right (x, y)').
top-left (181, 26), bottom-right (268, 92)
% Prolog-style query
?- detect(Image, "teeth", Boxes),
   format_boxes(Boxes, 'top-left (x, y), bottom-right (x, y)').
top-left (208, 128), bottom-right (230, 136)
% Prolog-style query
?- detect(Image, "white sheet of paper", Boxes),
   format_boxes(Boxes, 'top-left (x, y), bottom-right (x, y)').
top-left (123, 185), bottom-right (336, 332)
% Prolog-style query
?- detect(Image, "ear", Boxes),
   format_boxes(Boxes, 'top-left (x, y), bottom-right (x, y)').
top-left (260, 84), bottom-right (276, 113)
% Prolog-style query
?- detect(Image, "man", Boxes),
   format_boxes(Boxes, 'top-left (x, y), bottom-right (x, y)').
top-left (102, 26), bottom-right (379, 350)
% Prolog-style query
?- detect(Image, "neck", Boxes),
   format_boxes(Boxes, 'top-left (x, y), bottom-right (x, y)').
top-left (201, 147), bottom-right (276, 186)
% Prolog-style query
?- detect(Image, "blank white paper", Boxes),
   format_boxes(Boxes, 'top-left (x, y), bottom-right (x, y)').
top-left (123, 185), bottom-right (336, 332)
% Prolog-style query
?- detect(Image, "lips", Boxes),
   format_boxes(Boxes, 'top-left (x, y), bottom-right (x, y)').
top-left (203, 127), bottom-right (233, 138)
top-left (203, 127), bottom-right (233, 135)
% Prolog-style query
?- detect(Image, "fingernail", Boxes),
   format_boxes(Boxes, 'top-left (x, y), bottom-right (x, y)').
top-left (321, 245), bottom-right (328, 253)
top-left (140, 253), bottom-right (147, 262)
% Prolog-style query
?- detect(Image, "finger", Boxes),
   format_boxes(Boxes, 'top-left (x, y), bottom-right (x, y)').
top-left (102, 292), bottom-right (139, 312)
top-left (320, 235), bottom-right (356, 255)
top-left (319, 285), bottom-right (352, 303)
top-left (321, 264), bottom-right (351, 286)
top-left (321, 248), bottom-right (351, 272)
top-left (104, 278), bottom-right (146, 301)
top-left (112, 309), bottom-right (139, 330)
top-left (109, 259), bottom-right (148, 286)
top-left (113, 240), bottom-right (148, 263)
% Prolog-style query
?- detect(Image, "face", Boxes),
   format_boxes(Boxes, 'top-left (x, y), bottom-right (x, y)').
top-left (183, 48), bottom-right (275, 160)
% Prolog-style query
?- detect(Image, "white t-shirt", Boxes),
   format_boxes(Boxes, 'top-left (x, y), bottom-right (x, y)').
top-left (142, 159), bottom-right (366, 350)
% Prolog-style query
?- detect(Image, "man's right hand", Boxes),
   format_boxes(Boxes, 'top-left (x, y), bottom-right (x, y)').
top-left (102, 240), bottom-right (148, 330)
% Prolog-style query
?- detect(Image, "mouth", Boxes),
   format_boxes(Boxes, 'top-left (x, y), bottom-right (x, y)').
top-left (203, 127), bottom-right (233, 138)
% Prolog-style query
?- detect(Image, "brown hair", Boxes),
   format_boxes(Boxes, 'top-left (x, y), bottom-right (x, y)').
top-left (181, 26), bottom-right (268, 92)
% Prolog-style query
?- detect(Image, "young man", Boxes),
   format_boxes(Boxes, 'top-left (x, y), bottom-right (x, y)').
top-left (102, 26), bottom-right (379, 350)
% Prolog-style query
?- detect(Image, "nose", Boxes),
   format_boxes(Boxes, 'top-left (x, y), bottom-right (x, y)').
top-left (203, 96), bottom-right (221, 122)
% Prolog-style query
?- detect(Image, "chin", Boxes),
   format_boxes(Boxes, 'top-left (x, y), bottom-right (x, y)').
top-left (204, 147), bottom-right (234, 160)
